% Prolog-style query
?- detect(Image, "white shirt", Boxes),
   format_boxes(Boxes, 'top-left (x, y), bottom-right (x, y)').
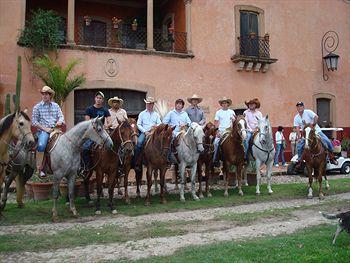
top-left (275, 131), bottom-right (285, 144)
top-left (214, 109), bottom-right (236, 133)
top-left (243, 109), bottom-right (263, 132)
top-left (293, 109), bottom-right (321, 133)
top-left (289, 131), bottom-right (297, 144)
top-left (137, 110), bottom-right (161, 133)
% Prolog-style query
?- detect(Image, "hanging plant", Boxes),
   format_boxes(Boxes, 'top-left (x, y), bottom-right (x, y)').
top-left (112, 17), bottom-right (122, 29)
top-left (84, 15), bottom-right (92, 26)
top-left (132, 19), bottom-right (138, 31)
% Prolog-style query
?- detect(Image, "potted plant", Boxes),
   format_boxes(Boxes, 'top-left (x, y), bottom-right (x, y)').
top-left (25, 181), bottom-right (34, 199)
top-left (112, 17), bottom-right (122, 29)
top-left (131, 19), bottom-right (138, 31)
top-left (341, 137), bottom-right (350, 157)
top-left (264, 33), bottom-right (270, 42)
top-left (30, 173), bottom-right (53, 201)
top-left (249, 31), bottom-right (257, 39)
top-left (84, 15), bottom-right (92, 26)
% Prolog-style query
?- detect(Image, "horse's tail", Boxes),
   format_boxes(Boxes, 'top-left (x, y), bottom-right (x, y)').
top-left (321, 212), bottom-right (338, 220)
top-left (154, 99), bottom-right (168, 121)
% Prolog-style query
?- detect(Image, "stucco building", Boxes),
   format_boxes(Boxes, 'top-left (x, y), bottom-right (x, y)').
top-left (1, 0), bottom-right (350, 157)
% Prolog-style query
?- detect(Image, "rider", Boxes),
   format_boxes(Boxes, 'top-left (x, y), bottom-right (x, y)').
top-left (186, 94), bottom-right (206, 125)
top-left (243, 98), bottom-right (262, 160)
top-left (82, 91), bottom-right (111, 172)
top-left (107, 96), bottom-right (128, 129)
top-left (213, 97), bottom-right (236, 167)
top-left (294, 101), bottom-right (337, 165)
top-left (135, 96), bottom-right (161, 159)
top-left (32, 86), bottom-right (64, 177)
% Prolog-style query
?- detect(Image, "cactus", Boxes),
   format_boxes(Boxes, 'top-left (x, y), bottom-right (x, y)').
top-left (15, 56), bottom-right (22, 112)
top-left (5, 94), bottom-right (11, 115)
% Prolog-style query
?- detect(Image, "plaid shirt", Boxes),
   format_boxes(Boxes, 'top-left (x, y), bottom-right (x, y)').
top-left (32, 101), bottom-right (65, 128)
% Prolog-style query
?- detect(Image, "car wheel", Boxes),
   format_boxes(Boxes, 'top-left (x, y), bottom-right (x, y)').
top-left (287, 163), bottom-right (296, 175)
top-left (340, 162), bottom-right (350, 174)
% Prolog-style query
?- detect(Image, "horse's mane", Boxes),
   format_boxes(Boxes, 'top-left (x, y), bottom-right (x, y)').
top-left (0, 111), bottom-right (30, 137)
top-left (154, 100), bottom-right (168, 120)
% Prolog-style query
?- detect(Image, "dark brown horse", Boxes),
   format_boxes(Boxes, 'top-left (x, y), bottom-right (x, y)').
top-left (142, 124), bottom-right (174, 206)
top-left (94, 120), bottom-right (134, 214)
top-left (303, 124), bottom-right (329, 199)
top-left (220, 115), bottom-right (247, 197)
top-left (197, 122), bottom-right (217, 198)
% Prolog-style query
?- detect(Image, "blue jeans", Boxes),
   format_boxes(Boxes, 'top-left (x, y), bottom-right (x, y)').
top-left (274, 143), bottom-right (285, 165)
top-left (82, 139), bottom-right (94, 169)
top-left (213, 137), bottom-right (220, 162)
top-left (297, 131), bottom-right (334, 161)
top-left (244, 131), bottom-right (253, 159)
top-left (36, 131), bottom-right (50, 152)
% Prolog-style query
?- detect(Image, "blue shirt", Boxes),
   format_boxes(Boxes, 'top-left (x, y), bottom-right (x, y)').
top-left (85, 105), bottom-right (110, 119)
top-left (163, 109), bottom-right (191, 134)
top-left (32, 101), bottom-right (65, 128)
top-left (186, 106), bottom-right (206, 125)
top-left (137, 110), bottom-right (161, 133)
top-left (293, 109), bottom-right (321, 133)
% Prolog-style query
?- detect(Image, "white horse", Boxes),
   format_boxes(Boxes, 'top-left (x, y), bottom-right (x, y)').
top-left (244, 115), bottom-right (275, 195)
top-left (176, 122), bottom-right (205, 202)
top-left (48, 117), bottom-right (113, 221)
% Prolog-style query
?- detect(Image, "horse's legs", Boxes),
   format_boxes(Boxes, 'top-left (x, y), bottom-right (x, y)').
top-left (190, 163), bottom-right (200, 201)
top-left (83, 171), bottom-right (93, 206)
top-left (0, 172), bottom-right (17, 210)
top-left (179, 162), bottom-right (186, 202)
top-left (307, 165), bottom-right (313, 199)
top-left (255, 159), bottom-right (262, 195)
top-left (159, 167), bottom-right (167, 204)
top-left (51, 177), bottom-right (61, 222)
top-left (174, 164), bottom-right (179, 191)
top-left (123, 164), bottom-right (131, 204)
top-left (323, 163), bottom-right (330, 190)
top-left (16, 174), bottom-right (26, 208)
top-left (95, 168), bottom-right (103, 215)
top-left (153, 170), bottom-right (159, 193)
top-left (107, 173), bottom-right (117, 214)
top-left (67, 175), bottom-right (78, 217)
top-left (145, 166), bottom-right (153, 206)
top-left (135, 166), bottom-right (142, 198)
top-left (223, 161), bottom-right (230, 197)
top-left (318, 165), bottom-right (325, 199)
top-left (206, 165), bottom-right (213, 198)
top-left (197, 161), bottom-right (204, 199)
top-left (0, 172), bottom-right (4, 212)
top-left (237, 164), bottom-right (244, 196)
top-left (266, 160), bottom-right (274, 194)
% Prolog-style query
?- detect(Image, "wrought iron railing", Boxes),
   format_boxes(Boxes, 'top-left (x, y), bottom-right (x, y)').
top-left (238, 35), bottom-right (270, 58)
top-left (154, 29), bottom-right (187, 53)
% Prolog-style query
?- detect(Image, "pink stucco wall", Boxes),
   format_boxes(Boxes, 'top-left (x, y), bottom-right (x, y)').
top-left (1, 0), bottom-right (349, 138)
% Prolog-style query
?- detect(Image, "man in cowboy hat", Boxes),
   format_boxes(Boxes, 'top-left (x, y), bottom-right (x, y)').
top-left (32, 85), bottom-right (65, 177)
top-left (107, 96), bottom-right (128, 129)
top-left (213, 97), bottom-right (236, 166)
top-left (135, 96), bottom-right (162, 159)
top-left (243, 98), bottom-right (263, 159)
top-left (293, 101), bottom-right (337, 165)
top-left (82, 91), bottom-right (112, 173)
top-left (186, 94), bottom-right (206, 125)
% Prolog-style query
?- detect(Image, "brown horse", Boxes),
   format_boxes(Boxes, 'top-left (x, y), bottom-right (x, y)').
top-left (220, 115), bottom-right (247, 197)
top-left (303, 124), bottom-right (329, 199)
top-left (94, 120), bottom-right (134, 214)
top-left (143, 124), bottom-right (174, 206)
top-left (197, 122), bottom-right (217, 198)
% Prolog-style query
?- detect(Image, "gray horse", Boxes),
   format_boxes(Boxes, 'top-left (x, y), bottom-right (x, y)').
top-left (48, 117), bottom-right (113, 221)
top-left (176, 122), bottom-right (205, 202)
top-left (244, 115), bottom-right (275, 195)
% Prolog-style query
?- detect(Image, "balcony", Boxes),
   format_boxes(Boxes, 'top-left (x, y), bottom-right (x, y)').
top-left (231, 34), bottom-right (277, 73)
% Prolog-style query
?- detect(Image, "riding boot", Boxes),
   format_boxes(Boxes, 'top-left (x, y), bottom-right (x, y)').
top-left (328, 151), bottom-right (338, 165)
top-left (36, 152), bottom-right (46, 178)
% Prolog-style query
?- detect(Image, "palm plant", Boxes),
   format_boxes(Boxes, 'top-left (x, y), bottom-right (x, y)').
top-left (34, 54), bottom-right (86, 106)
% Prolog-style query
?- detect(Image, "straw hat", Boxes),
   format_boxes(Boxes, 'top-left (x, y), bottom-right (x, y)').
top-left (40, 86), bottom-right (55, 96)
top-left (187, 94), bottom-right (203, 104)
top-left (245, 98), bottom-right (261, 109)
top-left (108, 96), bottom-right (124, 107)
top-left (218, 97), bottom-right (232, 106)
top-left (144, 96), bottom-right (156, 104)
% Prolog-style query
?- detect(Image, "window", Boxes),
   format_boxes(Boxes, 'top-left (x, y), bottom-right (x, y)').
top-left (240, 11), bottom-right (259, 56)
top-left (316, 98), bottom-right (331, 127)
top-left (84, 20), bottom-right (107, 46)
top-left (58, 17), bottom-right (67, 44)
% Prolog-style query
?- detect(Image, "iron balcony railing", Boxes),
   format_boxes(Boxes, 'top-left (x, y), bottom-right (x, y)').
top-left (154, 29), bottom-right (187, 53)
top-left (238, 35), bottom-right (270, 58)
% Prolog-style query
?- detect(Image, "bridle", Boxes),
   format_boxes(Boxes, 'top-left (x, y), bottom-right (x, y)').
top-left (305, 129), bottom-right (324, 158)
top-left (111, 122), bottom-right (134, 165)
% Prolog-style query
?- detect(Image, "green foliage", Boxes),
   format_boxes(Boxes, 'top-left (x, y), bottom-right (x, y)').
top-left (18, 9), bottom-right (63, 56)
top-left (15, 56), bottom-right (22, 112)
top-left (30, 172), bottom-right (54, 183)
top-left (4, 94), bottom-right (11, 115)
top-left (341, 137), bottom-right (350, 151)
top-left (33, 54), bottom-right (86, 106)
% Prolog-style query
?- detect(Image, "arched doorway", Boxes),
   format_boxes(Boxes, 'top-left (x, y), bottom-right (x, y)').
top-left (316, 98), bottom-right (331, 128)
top-left (74, 89), bottom-right (146, 124)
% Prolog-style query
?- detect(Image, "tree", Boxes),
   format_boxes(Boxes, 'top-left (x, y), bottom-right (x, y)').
top-left (34, 54), bottom-right (86, 106)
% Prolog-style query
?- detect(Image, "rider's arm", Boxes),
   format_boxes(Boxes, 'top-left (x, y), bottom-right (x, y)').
top-left (137, 112), bottom-right (146, 133)
top-left (105, 116), bottom-right (112, 128)
top-left (313, 115), bottom-right (319, 126)
top-left (56, 104), bottom-right (65, 126)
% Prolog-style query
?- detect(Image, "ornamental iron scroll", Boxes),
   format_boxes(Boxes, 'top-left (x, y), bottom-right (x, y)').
top-left (321, 30), bottom-right (339, 81)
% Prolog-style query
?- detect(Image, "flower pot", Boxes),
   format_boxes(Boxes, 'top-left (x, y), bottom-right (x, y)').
top-left (60, 180), bottom-right (82, 198)
top-left (25, 182), bottom-right (34, 199)
top-left (32, 182), bottom-right (53, 201)
top-left (113, 23), bottom-right (119, 29)
top-left (247, 173), bottom-right (257, 186)
top-left (132, 24), bottom-right (137, 31)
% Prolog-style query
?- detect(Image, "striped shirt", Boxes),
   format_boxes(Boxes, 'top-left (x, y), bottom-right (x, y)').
top-left (32, 101), bottom-right (65, 128)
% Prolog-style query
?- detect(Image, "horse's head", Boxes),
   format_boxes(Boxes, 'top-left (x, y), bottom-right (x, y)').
top-left (128, 118), bottom-right (139, 146)
top-left (204, 122), bottom-right (216, 144)
top-left (233, 115), bottom-right (248, 141)
top-left (153, 124), bottom-right (174, 158)
top-left (190, 122), bottom-right (205, 153)
top-left (89, 117), bottom-right (113, 149)
top-left (304, 123), bottom-right (316, 150)
top-left (13, 110), bottom-right (35, 149)
top-left (115, 120), bottom-right (134, 154)
top-left (257, 115), bottom-right (272, 145)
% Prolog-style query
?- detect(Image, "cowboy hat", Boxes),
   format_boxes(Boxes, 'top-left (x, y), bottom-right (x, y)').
top-left (108, 96), bottom-right (124, 107)
top-left (218, 97), bottom-right (232, 106)
top-left (40, 86), bottom-right (55, 96)
top-left (245, 98), bottom-right (261, 109)
top-left (144, 96), bottom-right (156, 104)
top-left (187, 94), bottom-right (203, 103)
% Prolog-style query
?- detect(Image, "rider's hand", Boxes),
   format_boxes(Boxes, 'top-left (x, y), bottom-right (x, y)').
top-left (56, 121), bottom-right (63, 127)
top-left (45, 127), bottom-right (53, 133)
top-left (145, 131), bottom-right (150, 136)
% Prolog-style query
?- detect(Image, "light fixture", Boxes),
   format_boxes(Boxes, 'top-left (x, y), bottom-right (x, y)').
top-left (321, 31), bottom-right (340, 81)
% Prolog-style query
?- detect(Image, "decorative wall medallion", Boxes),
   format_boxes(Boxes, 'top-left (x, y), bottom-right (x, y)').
top-left (105, 58), bottom-right (119, 77)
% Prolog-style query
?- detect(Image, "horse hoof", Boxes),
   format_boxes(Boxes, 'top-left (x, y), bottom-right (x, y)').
top-left (145, 202), bottom-right (151, 207)
top-left (65, 202), bottom-right (70, 206)
top-left (268, 190), bottom-right (273, 195)
top-left (193, 196), bottom-right (200, 201)
top-left (17, 203), bottom-right (25, 209)
top-left (326, 185), bottom-right (330, 190)
top-left (319, 195), bottom-right (325, 200)
top-left (224, 192), bottom-right (228, 197)
top-left (180, 198), bottom-right (186, 203)
top-left (174, 186), bottom-right (179, 191)
top-left (207, 193), bottom-right (212, 198)
top-left (160, 199), bottom-right (167, 204)
top-left (111, 209), bottom-right (118, 215)
top-left (124, 199), bottom-right (131, 205)
top-left (238, 191), bottom-right (244, 196)
top-left (307, 195), bottom-right (313, 199)
top-left (52, 216), bottom-right (58, 222)
top-left (256, 192), bottom-right (261, 196)
top-left (245, 183), bottom-right (249, 187)
top-left (95, 210), bottom-right (102, 215)
top-left (199, 194), bottom-right (204, 199)
top-left (88, 200), bottom-right (94, 207)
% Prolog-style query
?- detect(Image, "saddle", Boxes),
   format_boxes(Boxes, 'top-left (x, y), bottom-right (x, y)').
top-left (248, 131), bottom-right (259, 156)
top-left (42, 130), bottom-right (62, 174)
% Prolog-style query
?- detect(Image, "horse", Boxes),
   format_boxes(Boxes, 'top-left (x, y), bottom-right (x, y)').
top-left (143, 124), bottom-right (174, 206)
top-left (303, 124), bottom-right (329, 199)
top-left (243, 115), bottom-right (275, 195)
top-left (94, 120), bottom-right (134, 215)
top-left (46, 117), bottom-right (113, 221)
top-left (220, 115), bottom-right (247, 197)
top-left (0, 111), bottom-right (35, 214)
top-left (0, 140), bottom-right (35, 210)
top-left (197, 122), bottom-right (216, 198)
top-left (176, 122), bottom-right (205, 202)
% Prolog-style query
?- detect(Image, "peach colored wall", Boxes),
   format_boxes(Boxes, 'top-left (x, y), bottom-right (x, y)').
top-left (1, 0), bottom-right (350, 135)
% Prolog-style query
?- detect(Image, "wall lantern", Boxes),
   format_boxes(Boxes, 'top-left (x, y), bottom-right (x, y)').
top-left (321, 30), bottom-right (340, 81)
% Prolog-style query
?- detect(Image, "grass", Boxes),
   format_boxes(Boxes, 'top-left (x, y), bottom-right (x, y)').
top-left (1, 178), bottom-right (350, 225)
top-left (134, 224), bottom-right (350, 263)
